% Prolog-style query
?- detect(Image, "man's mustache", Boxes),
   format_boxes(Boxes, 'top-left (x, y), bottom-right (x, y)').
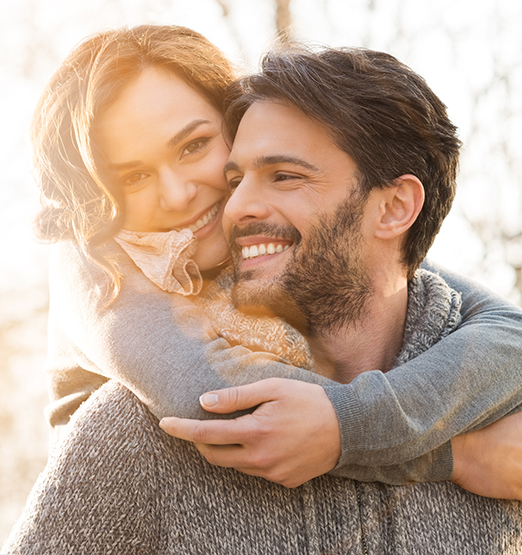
top-left (228, 222), bottom-right (302, 247)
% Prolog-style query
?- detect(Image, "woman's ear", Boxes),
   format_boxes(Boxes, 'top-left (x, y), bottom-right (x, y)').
top-left (374, 174), bottom-right (424, 240)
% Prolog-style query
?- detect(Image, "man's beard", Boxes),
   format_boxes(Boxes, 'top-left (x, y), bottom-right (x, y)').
top-left (229, 192), bottom-right (372, 336)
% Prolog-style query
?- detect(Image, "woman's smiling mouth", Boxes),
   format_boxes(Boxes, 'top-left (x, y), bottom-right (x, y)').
top-left (173, 201), bottom-right (221, 233)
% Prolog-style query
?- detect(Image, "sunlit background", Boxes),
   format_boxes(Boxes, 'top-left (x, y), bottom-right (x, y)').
top-left (1, 0), bottom-right (521, 542)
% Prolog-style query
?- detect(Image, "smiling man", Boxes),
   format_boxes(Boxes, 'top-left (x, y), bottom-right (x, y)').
top-left (163, 46), bottom-right (522, 552)
top-left (218, 49), bottom-right (458, 385)
top-left (223, 98), bottom-right (411, 381)
top-left (162, 48), bottom-right (522, 496)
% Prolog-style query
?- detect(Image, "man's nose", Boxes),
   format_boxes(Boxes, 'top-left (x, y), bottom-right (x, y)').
top-left (158, 171), bottom-right (197, 212)
top-left (224, 177), bottom-right (270, 225)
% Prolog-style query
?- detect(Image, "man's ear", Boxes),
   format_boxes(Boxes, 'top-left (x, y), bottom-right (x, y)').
top-left (374, 174), bottom-right (424, 240)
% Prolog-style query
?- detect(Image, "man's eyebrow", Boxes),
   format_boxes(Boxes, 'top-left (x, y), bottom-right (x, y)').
top-left (223, 160), bottom-right (240, 174)
top-left (223, 155), bottom-right (319, 174)
top-left (106, 119), bottom-right (212, 171)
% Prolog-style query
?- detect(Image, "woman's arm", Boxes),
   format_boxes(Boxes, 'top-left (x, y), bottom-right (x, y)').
top-left (451, 410), bottom-right (522, 500)
top-left (48, 242), bottom-right (522, 485)
top-left (46, 240), bottom-right (333, 430)
top-left (161, 260), bottom-right (522, 486)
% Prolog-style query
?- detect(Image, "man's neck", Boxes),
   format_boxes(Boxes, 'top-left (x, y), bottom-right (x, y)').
top-left (308, 279), bottom-right (409, 383)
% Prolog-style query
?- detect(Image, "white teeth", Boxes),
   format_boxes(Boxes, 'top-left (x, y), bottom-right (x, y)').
top-left (175, 202), bottom-right (220, 233)
top-left (241, 241), bottom-right (291, 260)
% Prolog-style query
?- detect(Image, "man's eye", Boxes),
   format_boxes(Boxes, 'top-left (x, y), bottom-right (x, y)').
top-left (274, 173), bottom-right (297, 182)
top-left (227, 177), bottom-right (242, 191)
top-left (272, 173), bottom-right (303, 187)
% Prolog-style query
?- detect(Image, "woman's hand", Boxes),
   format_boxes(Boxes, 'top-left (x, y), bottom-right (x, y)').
top-left (451, 410), bottom-right (522, 500)
top-left (160, 378), bottom-right (341, 488)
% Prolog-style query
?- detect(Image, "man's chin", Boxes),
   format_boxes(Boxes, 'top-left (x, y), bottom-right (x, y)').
top-left (231, 278), bottom-right (308, 332)
top-left (230, 277), bottom-right (275, 313)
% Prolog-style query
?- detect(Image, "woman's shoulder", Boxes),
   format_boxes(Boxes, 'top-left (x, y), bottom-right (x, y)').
top-left (50, 239), bottom-right (142, 282)
top-left (49, 239), bottom-right (139, 307)
top-left (49, 238), bottom-right (197, 312)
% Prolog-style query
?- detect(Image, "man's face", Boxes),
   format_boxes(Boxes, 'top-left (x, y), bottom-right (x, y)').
top-left (223, 101), bottom-right (373, 333)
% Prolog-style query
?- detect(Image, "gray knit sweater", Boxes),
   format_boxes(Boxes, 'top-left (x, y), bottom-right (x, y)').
top-left (4, 270), bottom-right (522, 554)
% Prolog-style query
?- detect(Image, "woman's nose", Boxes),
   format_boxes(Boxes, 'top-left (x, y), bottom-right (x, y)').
top-left (158, 172), bottom-right (197, 212)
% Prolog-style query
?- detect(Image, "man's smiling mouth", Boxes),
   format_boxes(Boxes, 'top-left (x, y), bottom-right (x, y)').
top-left (241, 242), bottom-right (290, 260)
top-left (231, 223), bottom-right (300, 262)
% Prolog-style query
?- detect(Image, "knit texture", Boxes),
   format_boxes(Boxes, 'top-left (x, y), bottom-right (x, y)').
top-left (194, 267), bottom-right (314, 370)
top-left (3, 269), bottom-right (522, 554)
top-left (44, 237), bottom-right (522, 482)
top-left (4, 382), bottom-right (522, 555)
top-left (395, 269), bottom-right (462, 367)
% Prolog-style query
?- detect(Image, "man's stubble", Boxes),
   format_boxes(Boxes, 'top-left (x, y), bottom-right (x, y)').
top-left (229, 191), bottom-right (373, 336)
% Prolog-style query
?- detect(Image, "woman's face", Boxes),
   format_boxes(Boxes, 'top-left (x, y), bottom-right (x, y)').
top-left (95, 66), bottom-right (231, 271)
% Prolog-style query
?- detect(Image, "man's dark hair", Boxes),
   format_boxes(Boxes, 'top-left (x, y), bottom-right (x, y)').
top-left (224, 46), bottom-right (462, 279)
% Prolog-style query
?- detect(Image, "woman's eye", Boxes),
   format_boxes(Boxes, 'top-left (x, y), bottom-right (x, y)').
top-left (117, 172), bottom-right (150, 192)
top-left (124, 172), bottom-right (148, 186)
top-left (181, 138), bottom-right (209, 158)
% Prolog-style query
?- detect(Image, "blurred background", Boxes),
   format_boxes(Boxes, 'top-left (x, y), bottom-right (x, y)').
top-left (1, 0), bottom-right (521, 542)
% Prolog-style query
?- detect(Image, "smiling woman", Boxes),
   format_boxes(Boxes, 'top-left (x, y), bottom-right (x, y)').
top-left (94, 66), bottom-right (230, 270)
top-left (29, 23), bottom-right (342, 444)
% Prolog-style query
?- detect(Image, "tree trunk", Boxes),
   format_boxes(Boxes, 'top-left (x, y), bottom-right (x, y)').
top-left (275, 0), bottom-right (292, 42)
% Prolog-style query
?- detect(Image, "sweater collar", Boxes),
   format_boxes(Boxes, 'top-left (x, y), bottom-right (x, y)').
top-left (114, 229), bottom-right (202, 296)
top-left (394, 269), bottom-right (462, 367)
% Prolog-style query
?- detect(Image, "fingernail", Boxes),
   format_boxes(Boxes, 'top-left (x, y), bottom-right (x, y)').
top-left (200, 393), bottom-right (219, 408)
top-left (159, 418), bottom-right (168, 429)
top-left (159, 417), bottom-right (178, 430)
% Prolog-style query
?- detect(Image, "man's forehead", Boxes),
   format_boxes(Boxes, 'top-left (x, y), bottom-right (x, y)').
top-left (229, 100), bottom-right (338, 166)
top-left (237, 99), bottom-right (311, 132)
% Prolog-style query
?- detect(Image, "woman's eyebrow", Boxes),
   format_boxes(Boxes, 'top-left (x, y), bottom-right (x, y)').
top-left (166, 119), bottom-right (211, 149)
top-left (106, 119), bottom-right (212, 171)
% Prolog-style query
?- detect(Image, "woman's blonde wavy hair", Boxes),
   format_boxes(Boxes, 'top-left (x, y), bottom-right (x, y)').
top-left (32, 25), bottom-right (235, 297)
